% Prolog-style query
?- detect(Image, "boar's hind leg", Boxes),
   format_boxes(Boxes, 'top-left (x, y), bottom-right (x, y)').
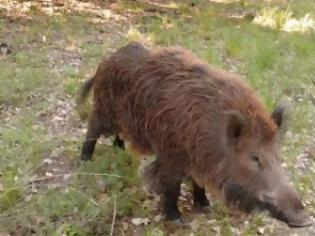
top-left (80, 113), bottom-right (102, 161)
top-left (192, 180), bottom-right (209, 208)
top-left (113, 134), bottom-right (125, 150)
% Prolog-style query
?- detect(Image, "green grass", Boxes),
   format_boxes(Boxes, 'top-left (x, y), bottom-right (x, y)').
top-left (1, 0), bottom-right (315, 235)
top-left (0, 51), bottom-right (51, 105)
top-left (0, 11), bottom-right (139, 235)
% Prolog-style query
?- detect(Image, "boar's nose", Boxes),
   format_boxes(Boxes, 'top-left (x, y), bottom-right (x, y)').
top-left (261, 191), bottom-right (313, 228)
top-left (284, 208), bottom-right (313, 228)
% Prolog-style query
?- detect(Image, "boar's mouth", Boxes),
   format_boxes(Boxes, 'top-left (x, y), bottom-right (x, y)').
top-left (259, 196), bottom-right (313, 228)
top-left (222, 180), bottom-right (313, 227)
top-left (223, 180), bottom-right (263, 213)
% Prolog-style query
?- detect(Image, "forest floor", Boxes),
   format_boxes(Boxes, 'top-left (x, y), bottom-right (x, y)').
top-left (0, 0), bottom-right (315, 235)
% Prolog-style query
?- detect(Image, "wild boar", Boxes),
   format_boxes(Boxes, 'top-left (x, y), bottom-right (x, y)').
top-left (77, 42), bottom-right (312, 227)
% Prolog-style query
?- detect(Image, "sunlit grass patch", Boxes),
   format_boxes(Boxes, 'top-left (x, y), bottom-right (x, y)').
top-left (253, 7), bottom-right (315, 33)
top-left (126, 26), bottom-right (154, 46)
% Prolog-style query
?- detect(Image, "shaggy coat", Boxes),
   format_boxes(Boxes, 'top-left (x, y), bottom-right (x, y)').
top-left (78, 42), bottom-right (311, 227)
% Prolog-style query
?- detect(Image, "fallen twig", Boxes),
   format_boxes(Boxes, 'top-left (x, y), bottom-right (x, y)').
top-left (27, 171), bottom-right (122, 184)
top-left (110, 195), bottom-right (117, 236)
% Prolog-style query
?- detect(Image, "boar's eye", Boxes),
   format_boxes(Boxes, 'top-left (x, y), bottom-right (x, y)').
top-left (250, 155), bottom-right (262, 168)
top-left (251, 155), bottom-right (259, 162)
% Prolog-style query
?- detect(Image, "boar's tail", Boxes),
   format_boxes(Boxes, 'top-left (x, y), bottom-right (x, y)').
top-left (76, 75), bottom-right (95, 106)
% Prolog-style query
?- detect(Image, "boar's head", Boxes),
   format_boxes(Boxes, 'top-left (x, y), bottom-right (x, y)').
top-left (217, 102), bottom-right (312, 227)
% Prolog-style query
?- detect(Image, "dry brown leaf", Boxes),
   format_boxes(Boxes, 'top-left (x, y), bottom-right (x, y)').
top-left (131, 217), bottom-right (150, 226)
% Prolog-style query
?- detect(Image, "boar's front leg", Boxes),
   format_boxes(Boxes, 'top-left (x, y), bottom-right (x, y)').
top-left (163, 176), bottom-right (182, 223)
top-left (144, 156), bottom-right (184, 223)
top-left (192, 180), bottom-right (209, 208)
top-left (80, 112), bottom-right (102, 161)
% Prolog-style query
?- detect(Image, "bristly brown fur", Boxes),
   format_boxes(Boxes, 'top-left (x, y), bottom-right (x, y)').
top-left (78, 42), bottom-right (312, 227)
top-left (84, 42), bottom-right (277, 192)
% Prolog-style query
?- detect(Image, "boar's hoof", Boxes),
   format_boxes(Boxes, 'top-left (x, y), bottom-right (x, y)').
top-left (80, 153), bottom-right (92, 161)
top-left (166, 217), bottom-right (186, 226)
top-left (165, 209), bottom-right (184, 224)
top-left (172, 218), bottom-right (187, 225)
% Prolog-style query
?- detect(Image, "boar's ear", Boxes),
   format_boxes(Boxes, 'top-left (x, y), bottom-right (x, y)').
top-left (271, 100), bottom-right (290, 128)
top-left (226, 111), bottom-right (246, 141)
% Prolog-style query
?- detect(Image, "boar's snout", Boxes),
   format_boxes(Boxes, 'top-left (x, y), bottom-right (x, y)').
top-left (261, 184), bottom-right (312, 227)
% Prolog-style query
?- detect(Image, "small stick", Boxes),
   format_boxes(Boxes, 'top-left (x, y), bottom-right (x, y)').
top-left (110, 195), bottom-right (117, 236)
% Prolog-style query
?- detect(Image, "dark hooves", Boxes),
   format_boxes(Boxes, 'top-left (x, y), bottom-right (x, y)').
top-left (80, 154), bottom-right (92, 161)
top-left (166, 217), bottom-right (187, 226)
top-left (171, 218), bottom-right (186, 225)
top-left (164, 209), bottom-right (187, 225)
